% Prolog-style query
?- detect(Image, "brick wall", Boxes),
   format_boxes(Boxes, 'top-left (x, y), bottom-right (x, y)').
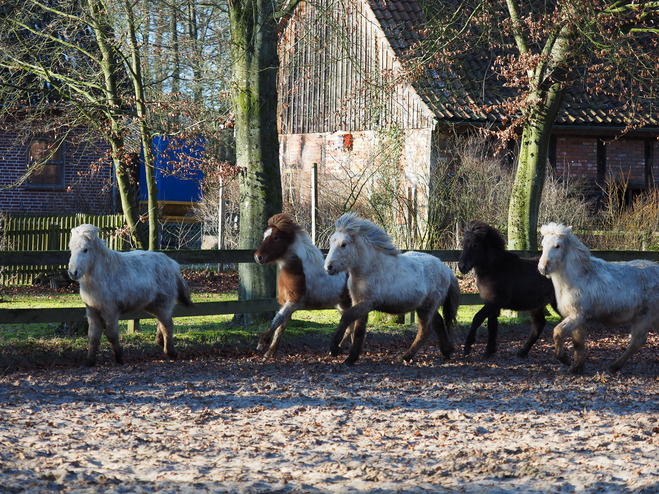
top-left (0, 126), bottom-right (113, 214)
top-left (554, 137), bottom-right (598, 180)
top-left (553, 135), bottom-right (655, 187)
top-left (606, 139), bottom-right (645, 183)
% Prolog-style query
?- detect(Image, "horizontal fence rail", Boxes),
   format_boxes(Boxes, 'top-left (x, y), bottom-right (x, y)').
top-left (2, 248), bottom-right (658, 325)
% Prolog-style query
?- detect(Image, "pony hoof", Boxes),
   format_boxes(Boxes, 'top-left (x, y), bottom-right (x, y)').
top-left (557, 354), bottom-right (571, 366)
top-left (81, 360), bottom-right (96, 368)
top-left (330, 346), bottom-right (342, 357)
top-left (606, 365), bottom-right (621, 375)
top-left (481, 351), bottom-right (494, 360)
top-left (516, 349), bottom-right (530, 358)
top-left (569, 365), bottom-right (584, 375)
top-left (463, 346), bottom-right (472, 357)
top-left (398, 354), bottom-right (413, 363)
top-left (264, 350), bottom-right (276, 359)
top-left (344, 356), bottom-right (358, 366)
top-left (441, 345), bottom-right (455, 359)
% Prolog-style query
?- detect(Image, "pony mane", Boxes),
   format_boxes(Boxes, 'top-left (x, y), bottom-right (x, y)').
top-left (464, 220), bottom-right (506, 251)
top-left (72, 223), bottom-right (100, 241)
top-left (335, 212), bottom-right (400, 256)
top-left (268, 213), bottom-right (304, 236)
top-left (541, 222), bottom-right (592, 265)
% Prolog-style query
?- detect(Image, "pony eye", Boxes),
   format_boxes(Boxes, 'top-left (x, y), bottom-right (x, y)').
top-left (341, 243), bottom-right (346, 248)
top-left (83, 248), bottom-right (89, 253)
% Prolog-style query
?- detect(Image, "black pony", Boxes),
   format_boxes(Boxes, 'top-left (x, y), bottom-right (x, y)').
top-left (458, 220), bottom-right (558, 358)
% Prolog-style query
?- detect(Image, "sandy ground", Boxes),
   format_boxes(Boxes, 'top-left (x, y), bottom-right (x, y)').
top-left (1, 324), bottom-right (659, 494)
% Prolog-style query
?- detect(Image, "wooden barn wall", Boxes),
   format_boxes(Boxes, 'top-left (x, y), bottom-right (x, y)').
top-left (279, 0), bottom-right (434, 134)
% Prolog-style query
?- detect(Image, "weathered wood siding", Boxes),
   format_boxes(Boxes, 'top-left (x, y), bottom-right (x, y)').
top-left (279, 0), bottom-right (435, 134)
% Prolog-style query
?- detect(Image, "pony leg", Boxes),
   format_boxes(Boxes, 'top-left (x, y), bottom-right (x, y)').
top-left (264, 315), bottom-right (294, 359)
top-left (432, 311), bottom-right (454, 359)
top-left (103, 314), bottom-right (125, 365)
top-left (569, 326), bottom-right (588, 375)
top-left (337, 301), bottom-right (356, 348)
top-left (344, 315), bottom-right (369, 366)
top-left (156, 316), bottom-right (177, 359)
top-left (464, 304), bottom-right (498, 356)
top-left (331, 303), bottom-right (372, 361)
top-left (517, 307), bottom-right (547, 358)
top-left (258, 301), bottom-right (300, 358)
top-left (399, 310), bottom-right (435, 362)
top-left (82, 307), bottom-right (105, 368)
top-left (483, 312), bottom-right (500, 358)
top-left (608, 323), bottom-right (649, 374)
top-left (339, 322), bottom-right (355, 348)
top-left (553, 315), bottom-right (582, 367)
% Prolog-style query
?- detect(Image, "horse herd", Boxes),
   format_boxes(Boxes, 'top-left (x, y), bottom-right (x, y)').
top-left (68, 215), bottom-right (659, 374)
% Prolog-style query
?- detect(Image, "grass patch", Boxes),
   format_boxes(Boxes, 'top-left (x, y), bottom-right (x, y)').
top-left (0, 289), bottom-right (560, 373)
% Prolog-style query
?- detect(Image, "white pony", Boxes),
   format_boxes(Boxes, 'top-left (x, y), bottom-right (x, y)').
top-left (68, 224), bottom-right (194, 367)
top-left (324, 213), bottom-right (460, 365)
top-left (539, 222), bottom-right (659, 374)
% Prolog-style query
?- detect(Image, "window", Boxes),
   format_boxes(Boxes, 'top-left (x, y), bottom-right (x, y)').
top-left (26, 139), bottom-right (65, 187)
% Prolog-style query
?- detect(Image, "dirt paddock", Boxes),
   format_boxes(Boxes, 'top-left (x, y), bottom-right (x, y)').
top-left (1, 324), bottom-right (659, 494)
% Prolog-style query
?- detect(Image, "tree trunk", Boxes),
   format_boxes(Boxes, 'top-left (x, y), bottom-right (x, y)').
top-left (125, 0), bottom-right (159, 250)
top-left (505, 7), bottom-right (573, 251)
top-left (507, 84), bottom-right (566, 250)
top-left (88, 0), bottom-right (147, 250)
top-left (229, 0), bottom-right (283, 325)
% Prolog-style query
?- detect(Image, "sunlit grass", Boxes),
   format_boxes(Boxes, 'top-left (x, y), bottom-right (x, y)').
top-left (0, 287), bottom-right (561, 369)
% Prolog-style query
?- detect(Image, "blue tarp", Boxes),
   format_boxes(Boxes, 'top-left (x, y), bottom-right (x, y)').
top-left (139, 136), bottom-right (204, 203)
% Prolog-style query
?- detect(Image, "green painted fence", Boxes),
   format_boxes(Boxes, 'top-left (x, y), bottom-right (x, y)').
top-left (0, 214), bottom-right (126, 285)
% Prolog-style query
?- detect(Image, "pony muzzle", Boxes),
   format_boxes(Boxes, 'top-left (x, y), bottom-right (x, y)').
top-left (538, 260), bottom-right (550, 276)
top-left (325, 263), bottom-right (337, 275)
top-left (68, 268), bottom-right (79, 281)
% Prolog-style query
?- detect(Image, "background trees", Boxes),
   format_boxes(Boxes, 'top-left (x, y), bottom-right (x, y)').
top-left (0, 0), bottom-right (233, 250)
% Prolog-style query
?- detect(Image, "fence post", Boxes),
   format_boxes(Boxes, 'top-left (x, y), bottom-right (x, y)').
top-left (218, 177), bottom-right (226, 271)
top-left (127, 319), bottom-right (140, 334)
top-left (311, 163), bottom-right (318, 245)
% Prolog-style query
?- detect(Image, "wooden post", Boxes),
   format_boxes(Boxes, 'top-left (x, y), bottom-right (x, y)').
top-left (311, 163), bottom-right (318, 245)
top-left (127, 319), bottom-right (140, 334)
top-left (218, 177), bottom-right (225, 271)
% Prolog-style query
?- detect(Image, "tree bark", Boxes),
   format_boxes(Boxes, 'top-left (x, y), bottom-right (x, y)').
top-left (125, 0), bottom-right (159, 250)
top-left (506, 4), bottom-right (573, 250)
top-left (228, 0), bottom-right (284, 324)
top-left (507, 85), bottom-right (566, 250)
top-left (88, 0), bottom-right (147, 250)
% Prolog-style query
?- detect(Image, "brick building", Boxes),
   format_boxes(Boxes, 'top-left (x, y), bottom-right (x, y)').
top-left (278, 0), bottom-right (659, 227)
top-left (0, 119), bottom-right (114, 214)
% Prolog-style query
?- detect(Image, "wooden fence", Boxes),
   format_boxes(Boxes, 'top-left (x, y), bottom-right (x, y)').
top-left (2, 248), bottom-right (659, 325)
top-left (0, 214), bottom-right (127, 285)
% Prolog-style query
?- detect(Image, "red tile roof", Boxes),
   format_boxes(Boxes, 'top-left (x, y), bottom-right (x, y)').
top-left (367, 0), bottom-right (659, 129)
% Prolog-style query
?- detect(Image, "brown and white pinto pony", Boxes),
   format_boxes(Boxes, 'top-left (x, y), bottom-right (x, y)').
top-left (68, 224), bottom-right (194, 367)
top-left (324, 213), bottom-right (459, 365)
top-left (539, 222), bottom-right (659, 374)
top-left (254, 213), bottom-right (352, 358)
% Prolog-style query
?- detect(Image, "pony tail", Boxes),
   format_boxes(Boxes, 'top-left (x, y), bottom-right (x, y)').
top-left (443, 276), bottom-right (460, 333)
top-left (177, 274), bottom-right (195, 309)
